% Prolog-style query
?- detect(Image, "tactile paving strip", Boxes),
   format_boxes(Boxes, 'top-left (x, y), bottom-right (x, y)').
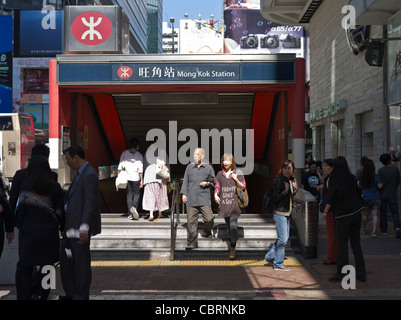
top-left (91, 257), bottom-right (301, 267)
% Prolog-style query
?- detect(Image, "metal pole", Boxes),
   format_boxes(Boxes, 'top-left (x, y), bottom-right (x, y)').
top-left (169, 17), bottom-right (175, 54)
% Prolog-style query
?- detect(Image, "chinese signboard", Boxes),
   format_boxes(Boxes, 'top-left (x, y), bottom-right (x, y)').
top-left (57, 60), bottom-right (295, 84)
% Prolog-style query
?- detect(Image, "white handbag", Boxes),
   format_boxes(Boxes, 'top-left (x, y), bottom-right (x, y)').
top-left (115, 151), bottom-right (128, 190)
top-left (155, 159), bottom-right (170, 179)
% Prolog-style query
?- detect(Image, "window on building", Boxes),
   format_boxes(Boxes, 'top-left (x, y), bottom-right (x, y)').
top-left (23, 68), bottom-right (49, 94)
top-left (313, 125), bottom-right (325, 161)
top-left (360, 111), bottom-right (374, 160)
top-left (24, 104), bottom-right (49, 143)
top-left (336, 119), bottom-right (346, 157)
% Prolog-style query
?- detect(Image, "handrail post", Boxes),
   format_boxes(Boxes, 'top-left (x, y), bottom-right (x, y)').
top-left (170, 180), bottom-right (180, 261)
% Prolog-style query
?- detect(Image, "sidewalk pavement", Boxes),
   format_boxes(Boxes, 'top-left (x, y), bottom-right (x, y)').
top-left (1, 219), bottom-right (401, 301)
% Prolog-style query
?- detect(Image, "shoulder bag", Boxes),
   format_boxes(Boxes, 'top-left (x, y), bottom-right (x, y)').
top-left (115, 151), bottom-right (129, 190)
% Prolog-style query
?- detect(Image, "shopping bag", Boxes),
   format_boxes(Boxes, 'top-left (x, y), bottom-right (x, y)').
top-left (155, 159), bottom-right (170, 179)
top-left (115, 169), bottom-right (128, 190)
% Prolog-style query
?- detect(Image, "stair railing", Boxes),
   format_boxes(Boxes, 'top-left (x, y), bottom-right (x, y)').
top-left (170, 179), bottom-right (181, 261)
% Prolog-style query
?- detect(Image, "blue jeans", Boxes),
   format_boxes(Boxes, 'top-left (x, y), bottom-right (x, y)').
top-left (380, 197), bottom-right (400, 233)
top-left (265, 213), bottom-right (290, 268)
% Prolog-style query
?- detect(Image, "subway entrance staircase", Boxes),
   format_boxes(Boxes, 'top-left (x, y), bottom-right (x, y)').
top-left (90, 212), bottom-right (292, 260)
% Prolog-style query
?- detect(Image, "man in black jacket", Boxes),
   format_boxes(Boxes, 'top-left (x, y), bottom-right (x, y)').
top-left (9, 143), bottom-right (58, 300)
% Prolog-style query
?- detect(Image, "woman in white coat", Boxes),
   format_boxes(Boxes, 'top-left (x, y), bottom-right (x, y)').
top-left (142, 139), bottom-right (170, 221)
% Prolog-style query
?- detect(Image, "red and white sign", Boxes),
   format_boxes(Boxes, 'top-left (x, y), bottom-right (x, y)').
top-left (117, 66), bottom-right (133, 79)
top-left (71, 11), bottom-right (112, 46)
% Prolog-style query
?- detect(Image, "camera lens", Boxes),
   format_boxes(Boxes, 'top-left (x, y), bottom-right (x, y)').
top-left (246, 36), bottom-right (257, 48)
top-left (267, 37), bottom-right (278, 47)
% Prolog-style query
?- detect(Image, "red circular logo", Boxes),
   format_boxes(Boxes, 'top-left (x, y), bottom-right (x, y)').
top-left (71, 11), bottom-right (112, 46)
top-left (117, 66), bottom-right (133, 79)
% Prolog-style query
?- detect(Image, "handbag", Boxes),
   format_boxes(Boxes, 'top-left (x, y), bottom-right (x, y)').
top-left (236, 185), bottom-right (249, 208)
top-left (155, 159), bottom-right (170, 179)
top-left (115, 151), bottom-right (128, 190)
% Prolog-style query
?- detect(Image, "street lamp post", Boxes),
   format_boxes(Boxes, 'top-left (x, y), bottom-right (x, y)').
top-left (169, 17), bottom-right (175, 54)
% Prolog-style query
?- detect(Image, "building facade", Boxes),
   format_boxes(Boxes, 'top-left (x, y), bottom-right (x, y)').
top-left (261, 0), bottom-right (401, 211)
top-left (308, 0), bottom-right (386, 172)
top-left (146, 0), bottom-right (163, 54)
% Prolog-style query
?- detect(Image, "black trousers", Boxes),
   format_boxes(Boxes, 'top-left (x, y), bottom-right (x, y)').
top-left (126, 180), bottom-right (141, 212)
top-left (224, 216), bottom-right (239, 247)
top-left (0, 221), bottom-right (4, 259)
top-left (335, 213), bottom-right (366, 279)
top-left (16, 263), bottom-right (50, 300)
top-left (59, 234), bottom-right (92, 300)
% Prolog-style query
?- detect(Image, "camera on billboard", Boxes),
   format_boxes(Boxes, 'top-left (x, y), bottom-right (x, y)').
top-left (280, 34), bottom-right (301, 48)
top-left (240, 35), bottom-right (259, 49)
top-left (260, 35), bottom-right (280, 49)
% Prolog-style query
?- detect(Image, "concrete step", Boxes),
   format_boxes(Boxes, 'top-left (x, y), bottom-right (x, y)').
top-left (98, 224), bottom-right (277, 237)
top-left (91, 213), bottom-right (281, 259)
top-left (91, 236), bottom-right (276, 248)
top-left (100, 213), bottom-right (274, 224)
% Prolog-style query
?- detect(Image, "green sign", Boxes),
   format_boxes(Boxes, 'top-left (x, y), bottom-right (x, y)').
top-left (310, 100), bottom-right (347, 122)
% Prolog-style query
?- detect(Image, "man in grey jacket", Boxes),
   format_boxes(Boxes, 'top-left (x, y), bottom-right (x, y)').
top-left (180, 148), bottom-right (215, 250)
top-left (59, 145), bottom-right (101, 300)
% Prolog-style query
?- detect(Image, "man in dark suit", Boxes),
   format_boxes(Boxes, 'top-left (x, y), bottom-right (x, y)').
top-left (59, 145), bottom-right (101, 300)
top-left (9, 143), bottom-right (58, 300)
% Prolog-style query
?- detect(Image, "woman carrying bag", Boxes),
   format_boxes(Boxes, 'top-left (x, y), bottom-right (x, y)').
top-left (214, 153), bottom-right (246, 260)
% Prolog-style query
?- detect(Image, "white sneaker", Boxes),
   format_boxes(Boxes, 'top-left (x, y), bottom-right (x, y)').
top-left (273, 265), bottom-right (292, 271)
top-left (130, 207), bottom-right (139, 220)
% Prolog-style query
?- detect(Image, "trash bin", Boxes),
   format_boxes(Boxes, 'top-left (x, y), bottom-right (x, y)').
top-left (292, 189), bottom-right (318, 259)
top-left (0, 228), bottom-right (18, 285)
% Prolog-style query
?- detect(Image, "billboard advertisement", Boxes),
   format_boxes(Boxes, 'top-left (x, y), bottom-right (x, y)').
top-left (14, 10), bottom-right (63, 57)
top-left (179, 19), bottom-right (224, 54)
top-left (0, 16), bottom-right (13, 113)
top-left (223, 0), bottom-right (304, 57)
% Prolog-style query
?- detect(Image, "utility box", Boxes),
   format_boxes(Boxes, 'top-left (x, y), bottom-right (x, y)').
top-left (292, 189), bottom-right (318, 259)
top-left (63, 6), bottom-right (129, 54)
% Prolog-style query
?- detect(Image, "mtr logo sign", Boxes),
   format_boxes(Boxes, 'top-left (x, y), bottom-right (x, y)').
top-left (64, 6), bottom-right (129, 54)
top-left (71, 11), bottom-right (112, 46)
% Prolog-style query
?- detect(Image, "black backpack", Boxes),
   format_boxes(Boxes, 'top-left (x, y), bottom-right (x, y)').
top-left (263, 183), bottom-right (275, 213)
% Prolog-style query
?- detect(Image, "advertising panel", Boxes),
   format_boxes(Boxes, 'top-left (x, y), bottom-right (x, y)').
top-left (0, 16), bottom-right (12, 113)
top-left (223, 0), bottom-right (304, 57)
top-left (14, 10), bottom-right (63, 57)
top-left (179, 19), bottom-right (224, 54)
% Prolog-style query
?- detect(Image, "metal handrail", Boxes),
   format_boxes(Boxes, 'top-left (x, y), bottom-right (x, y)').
top-left (170, 180), bottom-right (181, 261)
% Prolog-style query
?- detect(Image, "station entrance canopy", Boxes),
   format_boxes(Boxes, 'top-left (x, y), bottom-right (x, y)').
top-left (50, 53), bottom-right (304, 212)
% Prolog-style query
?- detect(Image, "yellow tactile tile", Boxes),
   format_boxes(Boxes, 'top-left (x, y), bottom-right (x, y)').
top-left (91, 257), bottom-right (302, 267)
